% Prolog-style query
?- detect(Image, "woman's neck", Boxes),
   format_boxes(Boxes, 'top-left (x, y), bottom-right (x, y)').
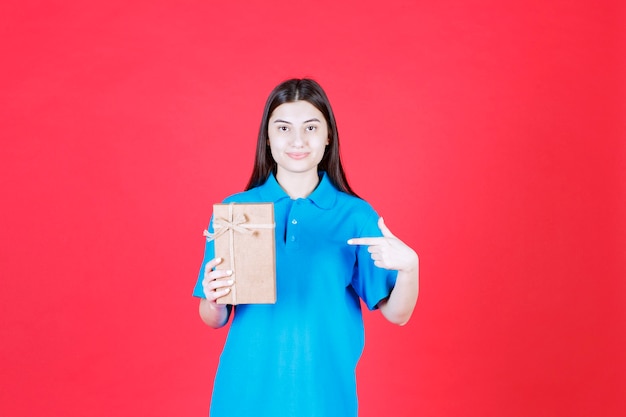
top-left (275, 170), bottom-right (320, 199)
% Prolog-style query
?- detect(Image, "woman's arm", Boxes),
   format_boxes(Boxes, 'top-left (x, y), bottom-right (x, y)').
top-left (198, 257), bottom-right (234, 328)
top-left (377, 262), bottom-right (419, 326)
top-left (348, 217), bottom-right (419, 326)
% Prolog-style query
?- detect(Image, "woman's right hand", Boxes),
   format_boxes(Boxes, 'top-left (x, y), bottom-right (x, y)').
top-left (199, 257), bottom-right (234, 328)
top-left (202, 257), bottom-right (234, 303)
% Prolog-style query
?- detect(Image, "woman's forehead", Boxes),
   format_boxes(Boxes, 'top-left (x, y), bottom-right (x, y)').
top-left (270, 101), bottom-right (324, 122)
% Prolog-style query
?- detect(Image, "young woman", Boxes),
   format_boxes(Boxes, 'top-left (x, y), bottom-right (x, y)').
top-left (193, 78), bottom-right (419, 417)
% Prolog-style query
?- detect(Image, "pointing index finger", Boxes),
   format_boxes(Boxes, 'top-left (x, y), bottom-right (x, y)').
top-left (347, 237), bottom-right (385, 246)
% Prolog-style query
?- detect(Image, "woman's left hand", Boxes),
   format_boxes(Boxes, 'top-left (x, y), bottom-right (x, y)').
top-left (348, 217), bottom-right (418, 272)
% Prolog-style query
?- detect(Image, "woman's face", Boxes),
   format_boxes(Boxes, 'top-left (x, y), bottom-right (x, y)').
top-left (267, 100), bottom-right (329, 180)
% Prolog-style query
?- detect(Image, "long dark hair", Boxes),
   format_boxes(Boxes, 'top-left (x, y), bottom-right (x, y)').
top-left (245, 78), bottom-right (358, 197)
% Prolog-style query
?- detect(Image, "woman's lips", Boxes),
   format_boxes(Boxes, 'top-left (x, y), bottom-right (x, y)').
top-left (286, 152), bottom-right (309, 160)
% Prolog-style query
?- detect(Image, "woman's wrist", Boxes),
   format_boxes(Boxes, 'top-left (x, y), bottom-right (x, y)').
top-left (399, 251), bottom-right (419, 274)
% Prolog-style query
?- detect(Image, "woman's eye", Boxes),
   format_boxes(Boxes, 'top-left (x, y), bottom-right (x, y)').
top-left (278, 126), bottom-right (289, 132)
top-left (305, 125), bottom-right (317, 131)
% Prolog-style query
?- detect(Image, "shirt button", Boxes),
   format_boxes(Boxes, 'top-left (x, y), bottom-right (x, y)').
top-left (291, 219), bottom-right (298, 225)
top-left (290, 236), bottom-right (296, 242)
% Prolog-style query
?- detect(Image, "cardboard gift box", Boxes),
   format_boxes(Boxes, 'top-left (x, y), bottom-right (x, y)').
top-left (204, 202), bottom-right (276, 304)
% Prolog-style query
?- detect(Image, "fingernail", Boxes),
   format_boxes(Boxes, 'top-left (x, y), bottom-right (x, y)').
top-left (347, 239), bottom-right (353, 245)
top-left (227, 270), bottom-right (233, 275)
top-left (228, 279), bottom-right (234, 285)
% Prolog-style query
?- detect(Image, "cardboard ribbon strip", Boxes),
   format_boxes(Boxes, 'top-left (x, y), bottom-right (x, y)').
top-left (203, 203), bottom-right (275, 304)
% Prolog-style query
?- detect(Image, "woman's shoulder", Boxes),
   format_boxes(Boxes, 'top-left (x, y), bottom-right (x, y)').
top-left (220, 187), bottom-right (264, 204)
top-left (335, 190), bottom-right (378, 217)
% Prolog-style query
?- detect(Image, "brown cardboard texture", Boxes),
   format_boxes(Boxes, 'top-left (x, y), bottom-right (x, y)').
top-left (212, 203), bottom-right (276, 304)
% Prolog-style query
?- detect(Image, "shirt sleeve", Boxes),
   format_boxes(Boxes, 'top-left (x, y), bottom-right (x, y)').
top-left (192, 215), bottom-right (215, 298)
top-left (350, 210), bottom-right (398, 310)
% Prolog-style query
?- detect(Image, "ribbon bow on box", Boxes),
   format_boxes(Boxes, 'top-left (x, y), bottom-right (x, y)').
top-left (204, 213), bottom-right (256, 242)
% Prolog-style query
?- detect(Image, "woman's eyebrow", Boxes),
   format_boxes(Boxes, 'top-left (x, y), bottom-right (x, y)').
top-left (272, 118), bottom-right (321, 124)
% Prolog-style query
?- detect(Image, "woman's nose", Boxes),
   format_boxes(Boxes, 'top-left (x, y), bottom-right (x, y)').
top-left (291, 130), bottom-right (304, 146)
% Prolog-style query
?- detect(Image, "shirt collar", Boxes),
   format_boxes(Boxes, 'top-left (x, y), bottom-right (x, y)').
top-left (258, 171), bottom-right (338, 210)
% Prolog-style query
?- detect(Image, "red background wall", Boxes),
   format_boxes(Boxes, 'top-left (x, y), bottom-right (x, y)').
top-left (1, 1), bottom-right (624, 416)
